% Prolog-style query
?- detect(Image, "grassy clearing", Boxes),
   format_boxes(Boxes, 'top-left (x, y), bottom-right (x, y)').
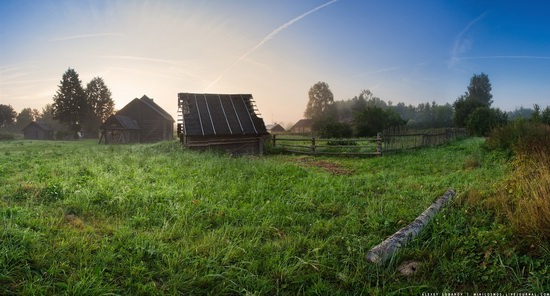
top-left (0, 138), bottom-right (547, 294)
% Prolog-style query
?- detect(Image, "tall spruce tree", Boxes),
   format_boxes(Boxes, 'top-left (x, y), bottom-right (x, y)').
top-left (52, 68), bottom-right (87, 138)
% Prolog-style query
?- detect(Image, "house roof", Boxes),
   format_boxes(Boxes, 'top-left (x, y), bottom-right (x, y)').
top-left (139, 95), bottom-right (175, 122)
top-left (100, 115), bottom-right (140, 130)
top-left (291, 119), bottom-right (313, 129)
top-left (266, 123), bottom-right (285, 131)
top-left (22, 121), bottom-right (53, 131)
top-left (178, 93), bottom-right (268, 136)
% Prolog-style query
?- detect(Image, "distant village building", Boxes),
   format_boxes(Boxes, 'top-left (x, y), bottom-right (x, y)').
top-left (177, 93), bottom-right (269, 155)
top-left (290, 119), bottom-right (313, 134)
top-left (22, 121), bottom-right (54, 140)
top-left (266, 123), bottom-right (285, 134)
top-left (99, 95), bottom-right (174, 144)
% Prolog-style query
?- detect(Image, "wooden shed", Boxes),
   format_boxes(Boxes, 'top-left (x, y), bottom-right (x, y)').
top-left (290, 119), bottom-right (313, 134)
top-left (177, 93), bottom-right (269, 155)
top-left (99, 95), bottom-right (174, 144)
top-left (22, 121), bottom-right (54, 140)
top-left (98, 115), bottom-right (140, 144)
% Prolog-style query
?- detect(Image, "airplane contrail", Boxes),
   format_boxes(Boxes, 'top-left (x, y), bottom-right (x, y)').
top-left (449, 12), bottom-right (487, 66)
top-left (205, 0), bottom-right (340, 91)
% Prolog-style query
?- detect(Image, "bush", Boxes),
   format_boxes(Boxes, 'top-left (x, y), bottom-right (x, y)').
top-left (486, 120), bottom-right (550, 155)
top-left (0, 131), bottom-right (16, 140)
top-left (316, 119), bottom-right (353, 138)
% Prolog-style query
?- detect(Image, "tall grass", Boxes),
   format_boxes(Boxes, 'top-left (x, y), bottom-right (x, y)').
top-left (482, 121), bottom-right (550, 246)
top-left (1, 138), bottom-right (548, 294)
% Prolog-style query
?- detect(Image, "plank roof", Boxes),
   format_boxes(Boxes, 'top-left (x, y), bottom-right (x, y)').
top-left (178, 93), bottom-right (268, 136)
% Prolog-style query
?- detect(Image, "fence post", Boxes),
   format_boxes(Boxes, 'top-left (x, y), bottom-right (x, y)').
top-left (377, 133), bottom-right (383, 155)
top-left (311, 137), bottom-right (316, 154)
top-left (272, 134), bottom-right (276, 147)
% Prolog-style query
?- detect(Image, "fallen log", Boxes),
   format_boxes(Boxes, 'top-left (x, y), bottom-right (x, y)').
top-left (366, 189), bottom-right (456, 265)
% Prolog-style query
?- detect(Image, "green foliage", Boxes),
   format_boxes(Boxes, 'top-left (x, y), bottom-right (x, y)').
top-left (304, 82), bottom-right (335, 120)
top-left (334, 90), bottom-right (455, 129)
top-left (467, 72), bottom-right (493, 106)
top-left (466, 107), bottom-right (508, 136)
top-left (0, 131), bottom-right (16, 140)
top-left (84, 77), bottom-right (115, 137)
top-left (453, 73), bottom-right (494, 128)
top-left (453, 95), bottom-right (486, 127)
top-left (0, 104), bottom-right (17, 128)
top-left (316, 119), bottom-right (353, 138)
top-left (15, 107), bottom-right (40, 130)
top-left (0, 139), bottom-right (547, 294)
top-left (355, 106), bottom-right (406, 137)
top-left (486, 119), bottom-right (550, 155)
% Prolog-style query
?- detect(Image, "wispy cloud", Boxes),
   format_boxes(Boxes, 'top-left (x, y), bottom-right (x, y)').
top-left (449, 12), bottom-right (487, 66)
top-left (50, 33), bottom-right (122, 41)
top-left (98, 55), bottom-right (185, 66)
top-left (351, 66), bottom-right (400, 79)
top-left (205, 0), bottom-right (340, 91)
top-left (455, 55), bottom-right (550, 60)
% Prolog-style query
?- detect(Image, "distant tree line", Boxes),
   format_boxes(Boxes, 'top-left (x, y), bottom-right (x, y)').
top-left (0, 68), bottom-right (115, 139)
top-left (303, 73), bottom-right (550, 138)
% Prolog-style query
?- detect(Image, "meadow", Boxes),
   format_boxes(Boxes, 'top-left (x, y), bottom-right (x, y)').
top-left (0, 138), bottom-right (548, 295)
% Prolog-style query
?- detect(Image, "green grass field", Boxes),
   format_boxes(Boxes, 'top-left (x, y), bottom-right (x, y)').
top-left (1, 138), bottom-right (548, 295)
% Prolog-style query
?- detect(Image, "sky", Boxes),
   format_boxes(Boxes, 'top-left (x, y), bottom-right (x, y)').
top-left (1, 0), bottom-right (549, 126)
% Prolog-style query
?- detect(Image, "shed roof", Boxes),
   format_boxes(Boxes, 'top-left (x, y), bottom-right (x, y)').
top-left (22, 121), bottom-right (54, 131)
top-left (291, 119), bottom-right (313, 129)
top-left (139, 95), bottom-right (174, 122)
top-left (178, 93), bottom-right (268, 136)
top-left (100, 115), bottom-right (140, 130)
top-left (266, 123), bottom-right (286, 132)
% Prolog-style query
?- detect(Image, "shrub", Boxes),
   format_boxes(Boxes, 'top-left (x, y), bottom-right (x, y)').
top-left (0, 132), bottom-right (15, 140)
top-left (486, 120), bottom-right (550, 155)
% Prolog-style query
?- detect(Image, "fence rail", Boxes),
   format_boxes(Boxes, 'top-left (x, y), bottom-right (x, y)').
top-left (271, 127), bottom-right (468, 156)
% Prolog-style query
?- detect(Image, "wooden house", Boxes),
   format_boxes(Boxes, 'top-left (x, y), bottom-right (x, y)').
top-left (290, 119), bottom-right (313, 134)
top-left (266, 123), bottom-right (286, 134)
top-left (99, 95), bottom-right (174, 144)
top-left (177, 93), bottom-right (269, 155)
top-left (22, 121), bottom-right (54, 140)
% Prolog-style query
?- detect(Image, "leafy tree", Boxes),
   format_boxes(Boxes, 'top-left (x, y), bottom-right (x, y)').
top-left (304, 82), bottom-right (335, 120)
top-left (355, 106), bottom-right (405, 137)
top-left (52, 68), bottom-right (87, 138)
top-left (84, 77), bottom-right (115, 137)
top-left (38, 104), bottom-right (67, 132)
top-left (466, 107), bottom-right (508, 136)
top-left (541, 106), bottom-right (550, 125)
top-left (16, 108), bottom-right (40, 129)
top-left (531, 104), bottom-right (541, 123)
top-left (453, 73), bottom-right (493, 128)
top-left (0, 104), bottom-right (16, 128)
top-left (317, 119), bottom-right (353, 138)
top-left (467, 72), bottom-right (493, 106)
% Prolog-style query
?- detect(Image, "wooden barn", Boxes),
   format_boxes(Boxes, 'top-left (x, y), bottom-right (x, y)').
top-left (266, 123), bottom-right (286, 134)
top-left (177, 93), bottom-right (269, 155)
top-left (99, 95), bottom-right (174, 144)
top-left (290, 119), bottom-right (313, 134)
top-left (22, 121), bottom-right (54, 140)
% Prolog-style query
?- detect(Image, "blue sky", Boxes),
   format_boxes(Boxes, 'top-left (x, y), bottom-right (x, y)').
top-left (1, 0), bottom-right (549, 125)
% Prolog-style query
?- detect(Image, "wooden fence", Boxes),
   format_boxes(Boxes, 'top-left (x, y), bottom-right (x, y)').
top-left (271, 127), bottom-right (468, 156)
top-left (381, 127), bottom-right (468, 153)
top-left (271, 135), bottom-right (382, 156)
